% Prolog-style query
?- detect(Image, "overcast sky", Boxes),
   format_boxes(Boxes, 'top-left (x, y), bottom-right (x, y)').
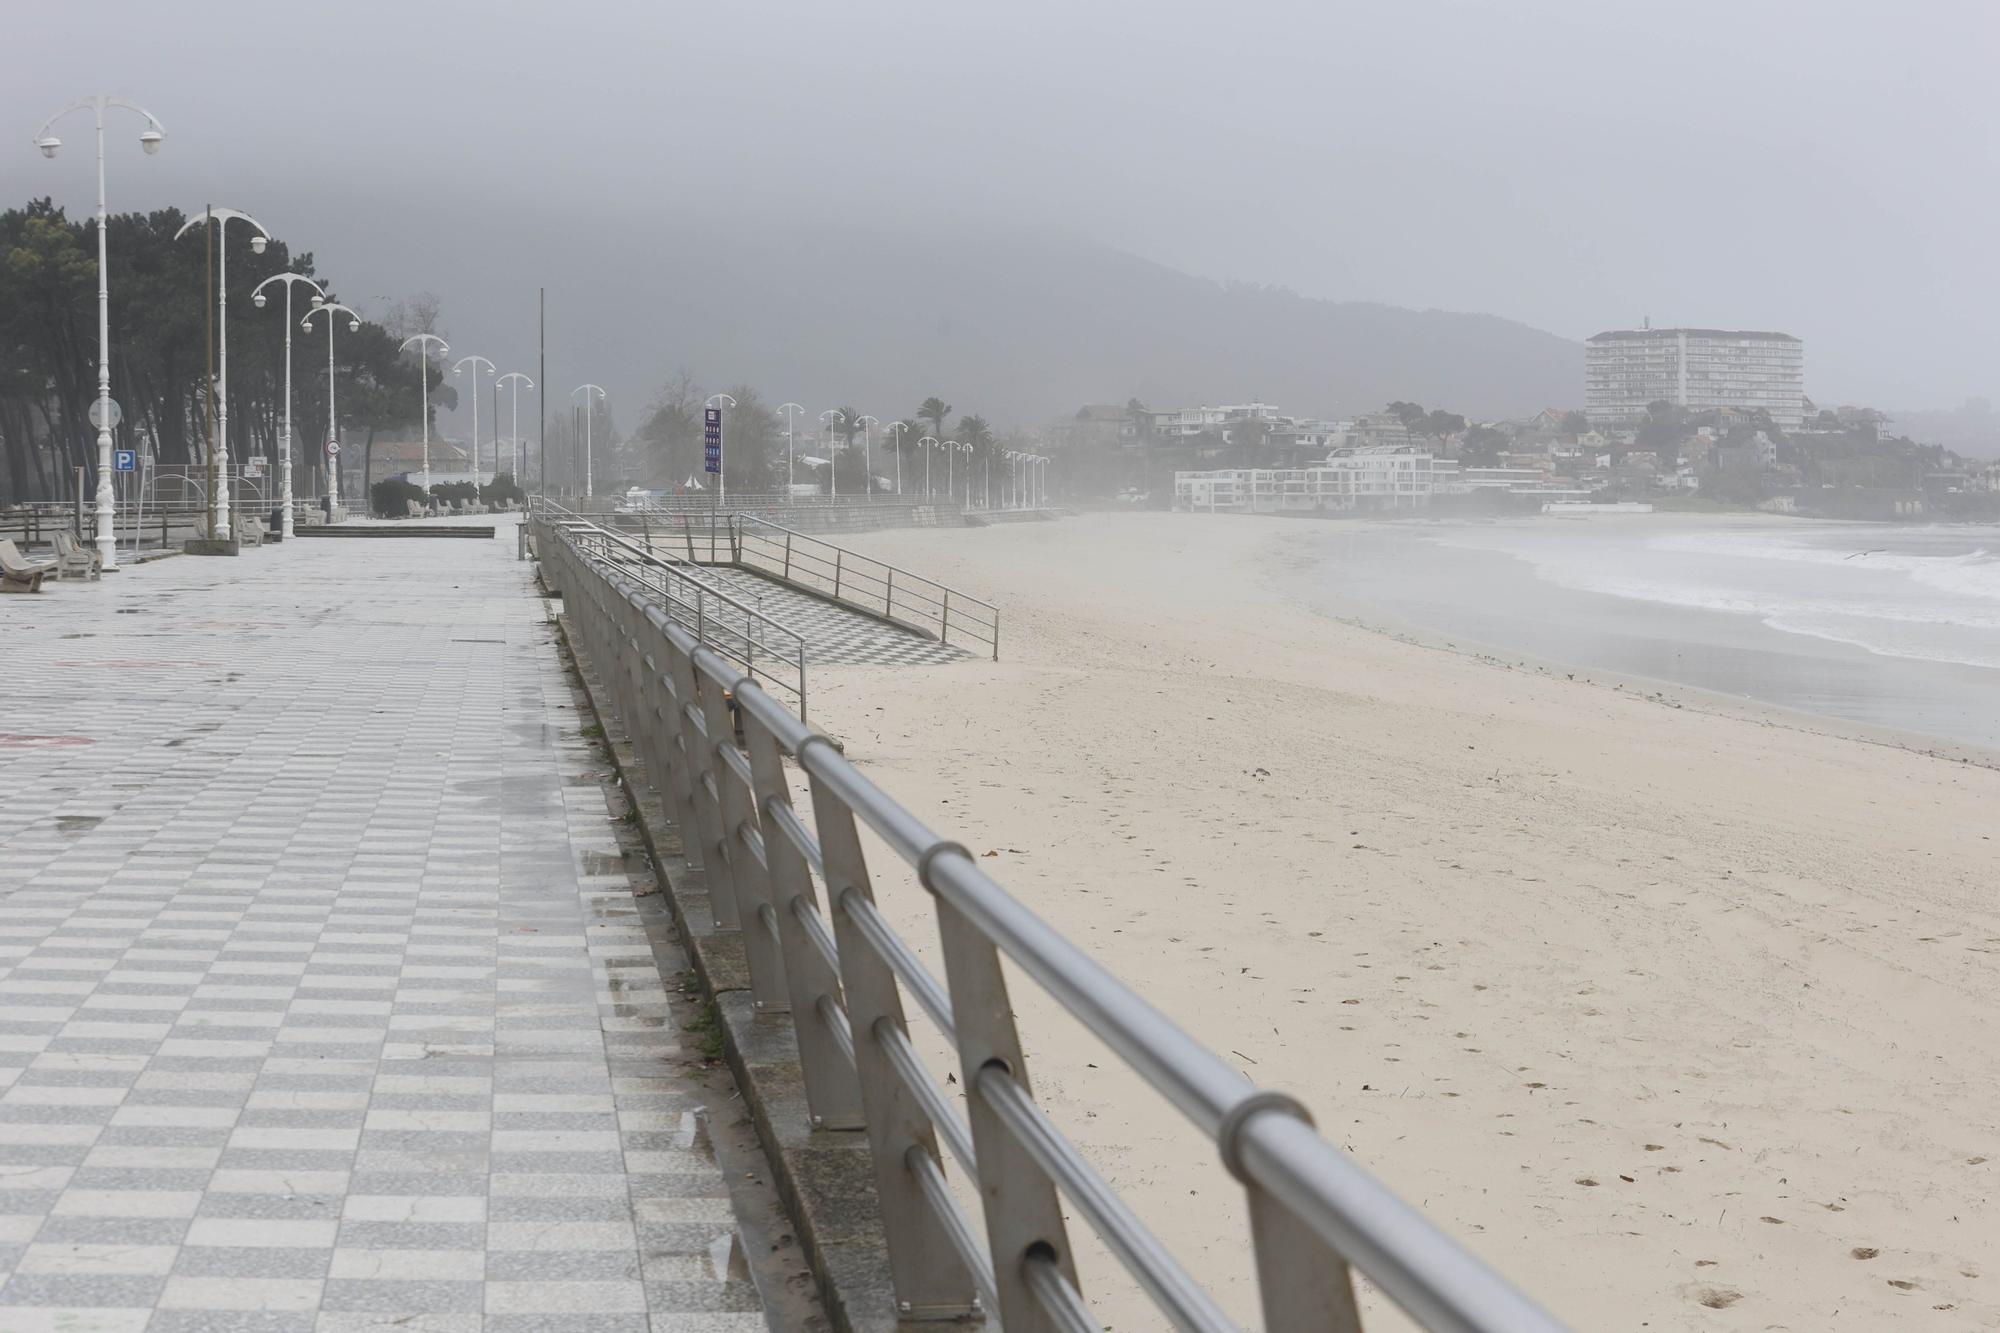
top-left (9, 0), bottom-right (1996, 428)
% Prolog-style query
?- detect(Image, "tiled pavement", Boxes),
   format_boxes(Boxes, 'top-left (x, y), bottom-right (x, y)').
top-left (0, 531), bottom-right (774, 1332)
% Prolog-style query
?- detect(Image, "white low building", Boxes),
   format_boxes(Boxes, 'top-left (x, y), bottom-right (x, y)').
top-left (1174, 446), bottom-right (1439, 512)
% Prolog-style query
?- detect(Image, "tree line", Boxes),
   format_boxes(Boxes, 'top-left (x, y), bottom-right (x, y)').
top-left (0, 197), bottom-right (441, 504)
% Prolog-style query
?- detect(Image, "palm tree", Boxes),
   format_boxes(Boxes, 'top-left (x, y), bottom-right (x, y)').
top-left (954, 414), bottom-right (993, 448)
top-left (919, 396), bottom-right (951, 442)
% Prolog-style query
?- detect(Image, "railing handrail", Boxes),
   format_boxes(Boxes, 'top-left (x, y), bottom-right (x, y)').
top-left (531, 510), bottom-right (1568, 1333)
top-left (731, 513), bottom-right (999, 613)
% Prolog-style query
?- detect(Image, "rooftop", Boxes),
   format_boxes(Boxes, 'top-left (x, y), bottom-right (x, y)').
top-left (1587, 328), bottom-right (1801, 343)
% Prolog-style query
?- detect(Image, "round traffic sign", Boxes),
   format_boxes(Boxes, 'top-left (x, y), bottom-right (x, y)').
top-left (325, 439), bottom-right (342, 456)
top-left (88, 397), bottom-right (123, 430)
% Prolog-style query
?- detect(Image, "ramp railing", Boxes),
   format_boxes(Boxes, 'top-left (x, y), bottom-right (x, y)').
top-left (531, 507), bottom-right (1568, 1333)
top-left (724, 513), bottom-right (1001, 660)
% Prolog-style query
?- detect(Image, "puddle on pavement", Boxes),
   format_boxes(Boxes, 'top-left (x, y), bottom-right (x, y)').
top-left (54, 815), bottom-right (104, 836)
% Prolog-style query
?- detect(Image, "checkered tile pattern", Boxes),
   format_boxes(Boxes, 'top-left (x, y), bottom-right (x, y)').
top-left (0, 528), bottom-right (768, 1331)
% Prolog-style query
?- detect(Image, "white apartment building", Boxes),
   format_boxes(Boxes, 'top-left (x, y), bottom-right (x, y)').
top-left (1585, 328), bottom-right (1805, 428)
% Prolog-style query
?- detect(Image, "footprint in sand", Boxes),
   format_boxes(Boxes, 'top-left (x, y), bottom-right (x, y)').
top-left (1681, 1284), bottom-right (1743, 1309)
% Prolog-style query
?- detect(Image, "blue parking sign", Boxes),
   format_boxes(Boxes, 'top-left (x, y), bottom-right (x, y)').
top-left (113, 449), bottom-right (136, 472)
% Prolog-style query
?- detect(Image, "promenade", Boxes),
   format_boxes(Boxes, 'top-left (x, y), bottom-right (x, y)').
top-left (0, 529), bottom-right (777, 1332)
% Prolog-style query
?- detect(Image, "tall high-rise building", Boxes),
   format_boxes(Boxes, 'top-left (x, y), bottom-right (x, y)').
top-left (1585, 328), bottom-right (1805, 427)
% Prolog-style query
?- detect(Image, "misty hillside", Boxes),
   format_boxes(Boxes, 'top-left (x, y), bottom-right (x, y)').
top-left (525, 220), bottom-right (1581, 427)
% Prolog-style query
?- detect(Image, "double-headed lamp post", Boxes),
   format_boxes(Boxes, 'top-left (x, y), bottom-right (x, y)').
top-left (175, 207), bottom-right (271, 542)
top-left (819, 409), bottom-right (845, 498)
top-left (572, 384), bottom-right (605, 497)
top-left (777, 402), bottom-right (803, 494)
top-left (919, 436), bottom-right (938, 498)
top-left (36, 97), bottom-right (164, 569)
top-left (705, 393), bottom-right (736, 505)
top-left (301, 302), bottom-right (361, 509)
top-left (400, 334), bottom-right (449, 496)
top-left (884, 421), bottom-right (908, 495)
top-left (943, 439), bottom-right (961, 506)
top-left (956, 441), bottom-right (974, 508)
top-left (252, 273), bottom-right (326, 539)
top-left (497, 373), bottom-right (535, 483)
top-left (452, 356), bottom-right (496, 486)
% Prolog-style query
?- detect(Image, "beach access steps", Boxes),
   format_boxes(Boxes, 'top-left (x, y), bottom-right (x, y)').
top-left (527, 500), bottom-right (1568, 1333)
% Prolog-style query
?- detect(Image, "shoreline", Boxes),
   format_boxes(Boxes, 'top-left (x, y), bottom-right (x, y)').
top-left (1260, 520), bottom-right (2000, 773)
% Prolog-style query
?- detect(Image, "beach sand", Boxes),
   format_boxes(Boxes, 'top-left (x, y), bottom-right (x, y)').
top-left (801, 511), bottom-right (1998, 1330)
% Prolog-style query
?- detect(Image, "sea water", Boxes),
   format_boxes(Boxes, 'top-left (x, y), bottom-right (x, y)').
top-left (1308, 518), bottom-right (2000, 751)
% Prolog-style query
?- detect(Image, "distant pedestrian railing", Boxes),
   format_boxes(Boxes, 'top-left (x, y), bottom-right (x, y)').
top-left (530, 508), bottom-right (1568, 1333)
top-left (722, 514), bottom-right (1000, 660)
top-left (537, 503), bottom-right (810, 717)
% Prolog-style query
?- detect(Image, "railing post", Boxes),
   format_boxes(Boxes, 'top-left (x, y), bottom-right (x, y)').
top-left (884, 566), bottom-right (894, 620)
top-left (928, 852), bottom-right (1077, 1331)
top-left (1243, 1150), bottom-right (1365, 1333)
top-left (941, 589), bottom-right (951, 647)
top-left (784, 530), bottom-right (792, 582)
top-left (739, 713), bottom-right (864, 1126)
top-left (808, 757), bottom-right (980, 1318)
top-left (642, 620), bottom-right (712, 882)
top-left (832, 548), bottom-right (842, 600)
top-left (664, 647), bottom-right (744, 930)
top-left (696, 676), bottom-right (790, 1016)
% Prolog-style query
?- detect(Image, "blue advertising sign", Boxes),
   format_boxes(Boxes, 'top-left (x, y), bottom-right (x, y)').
top-left (113, 449), bottom-right (137, 472)
top-left (703, 407), bottom-right (722, 474)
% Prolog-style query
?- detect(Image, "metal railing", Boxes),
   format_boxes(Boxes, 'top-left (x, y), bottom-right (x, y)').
top-left (621, 492), bottom-right (945, 512)
top-left (532, 509), bottom-right (1567, 1333)
top-left (540, 503), bottom-right (810, 717)
top-left (717, 514), bottom-right (1001, 660)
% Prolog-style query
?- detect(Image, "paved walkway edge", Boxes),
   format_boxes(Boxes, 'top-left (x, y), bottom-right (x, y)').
top-left (550, 604), bottom-right (917, 1333)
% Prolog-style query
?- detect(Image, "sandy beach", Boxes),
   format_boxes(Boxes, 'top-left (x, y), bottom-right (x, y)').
top-left (802, 512), bottom-right (1999, 1330)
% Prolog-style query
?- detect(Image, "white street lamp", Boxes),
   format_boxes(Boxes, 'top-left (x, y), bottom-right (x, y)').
top-left (399, 334), bottom-right (450, 497)
top-left (919, 436), bottom-right (938, 499)
top-left (572, 384), bottom-right (605, 497)
top-left (884, 421), bottom-right (908, 495)
top-left (36, 95), bottom-right (165, 569)
top-left (944, 439), bottom-right (960, 507)
top-left (705, 393), bottom-right (737, 506)
top-left (819, 409), bottom-right (845, 498)
top-left (955, 440), bottom-right (974, 509)
top-left (175, 207), bottom-right (271, 542)
top-left (301, 301), bottom-right (361, 512)
top-left (777, 402), bottom-right (803, 495)
top-left (253, 273), bottom-right (326, 539)
top-left (854, 415), bottom-right (878, 496)
top-left (498, 372), bottom-right (535, 483)
top-left (452, 356), bottom-right (496, 486)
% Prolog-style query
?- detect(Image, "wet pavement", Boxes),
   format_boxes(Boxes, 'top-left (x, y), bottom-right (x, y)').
top-left (0, 531), bottom-right (781, 1331)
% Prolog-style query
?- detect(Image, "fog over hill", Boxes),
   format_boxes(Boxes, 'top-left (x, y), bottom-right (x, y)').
top-left (406, 214), bottom-right (1580, 433)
